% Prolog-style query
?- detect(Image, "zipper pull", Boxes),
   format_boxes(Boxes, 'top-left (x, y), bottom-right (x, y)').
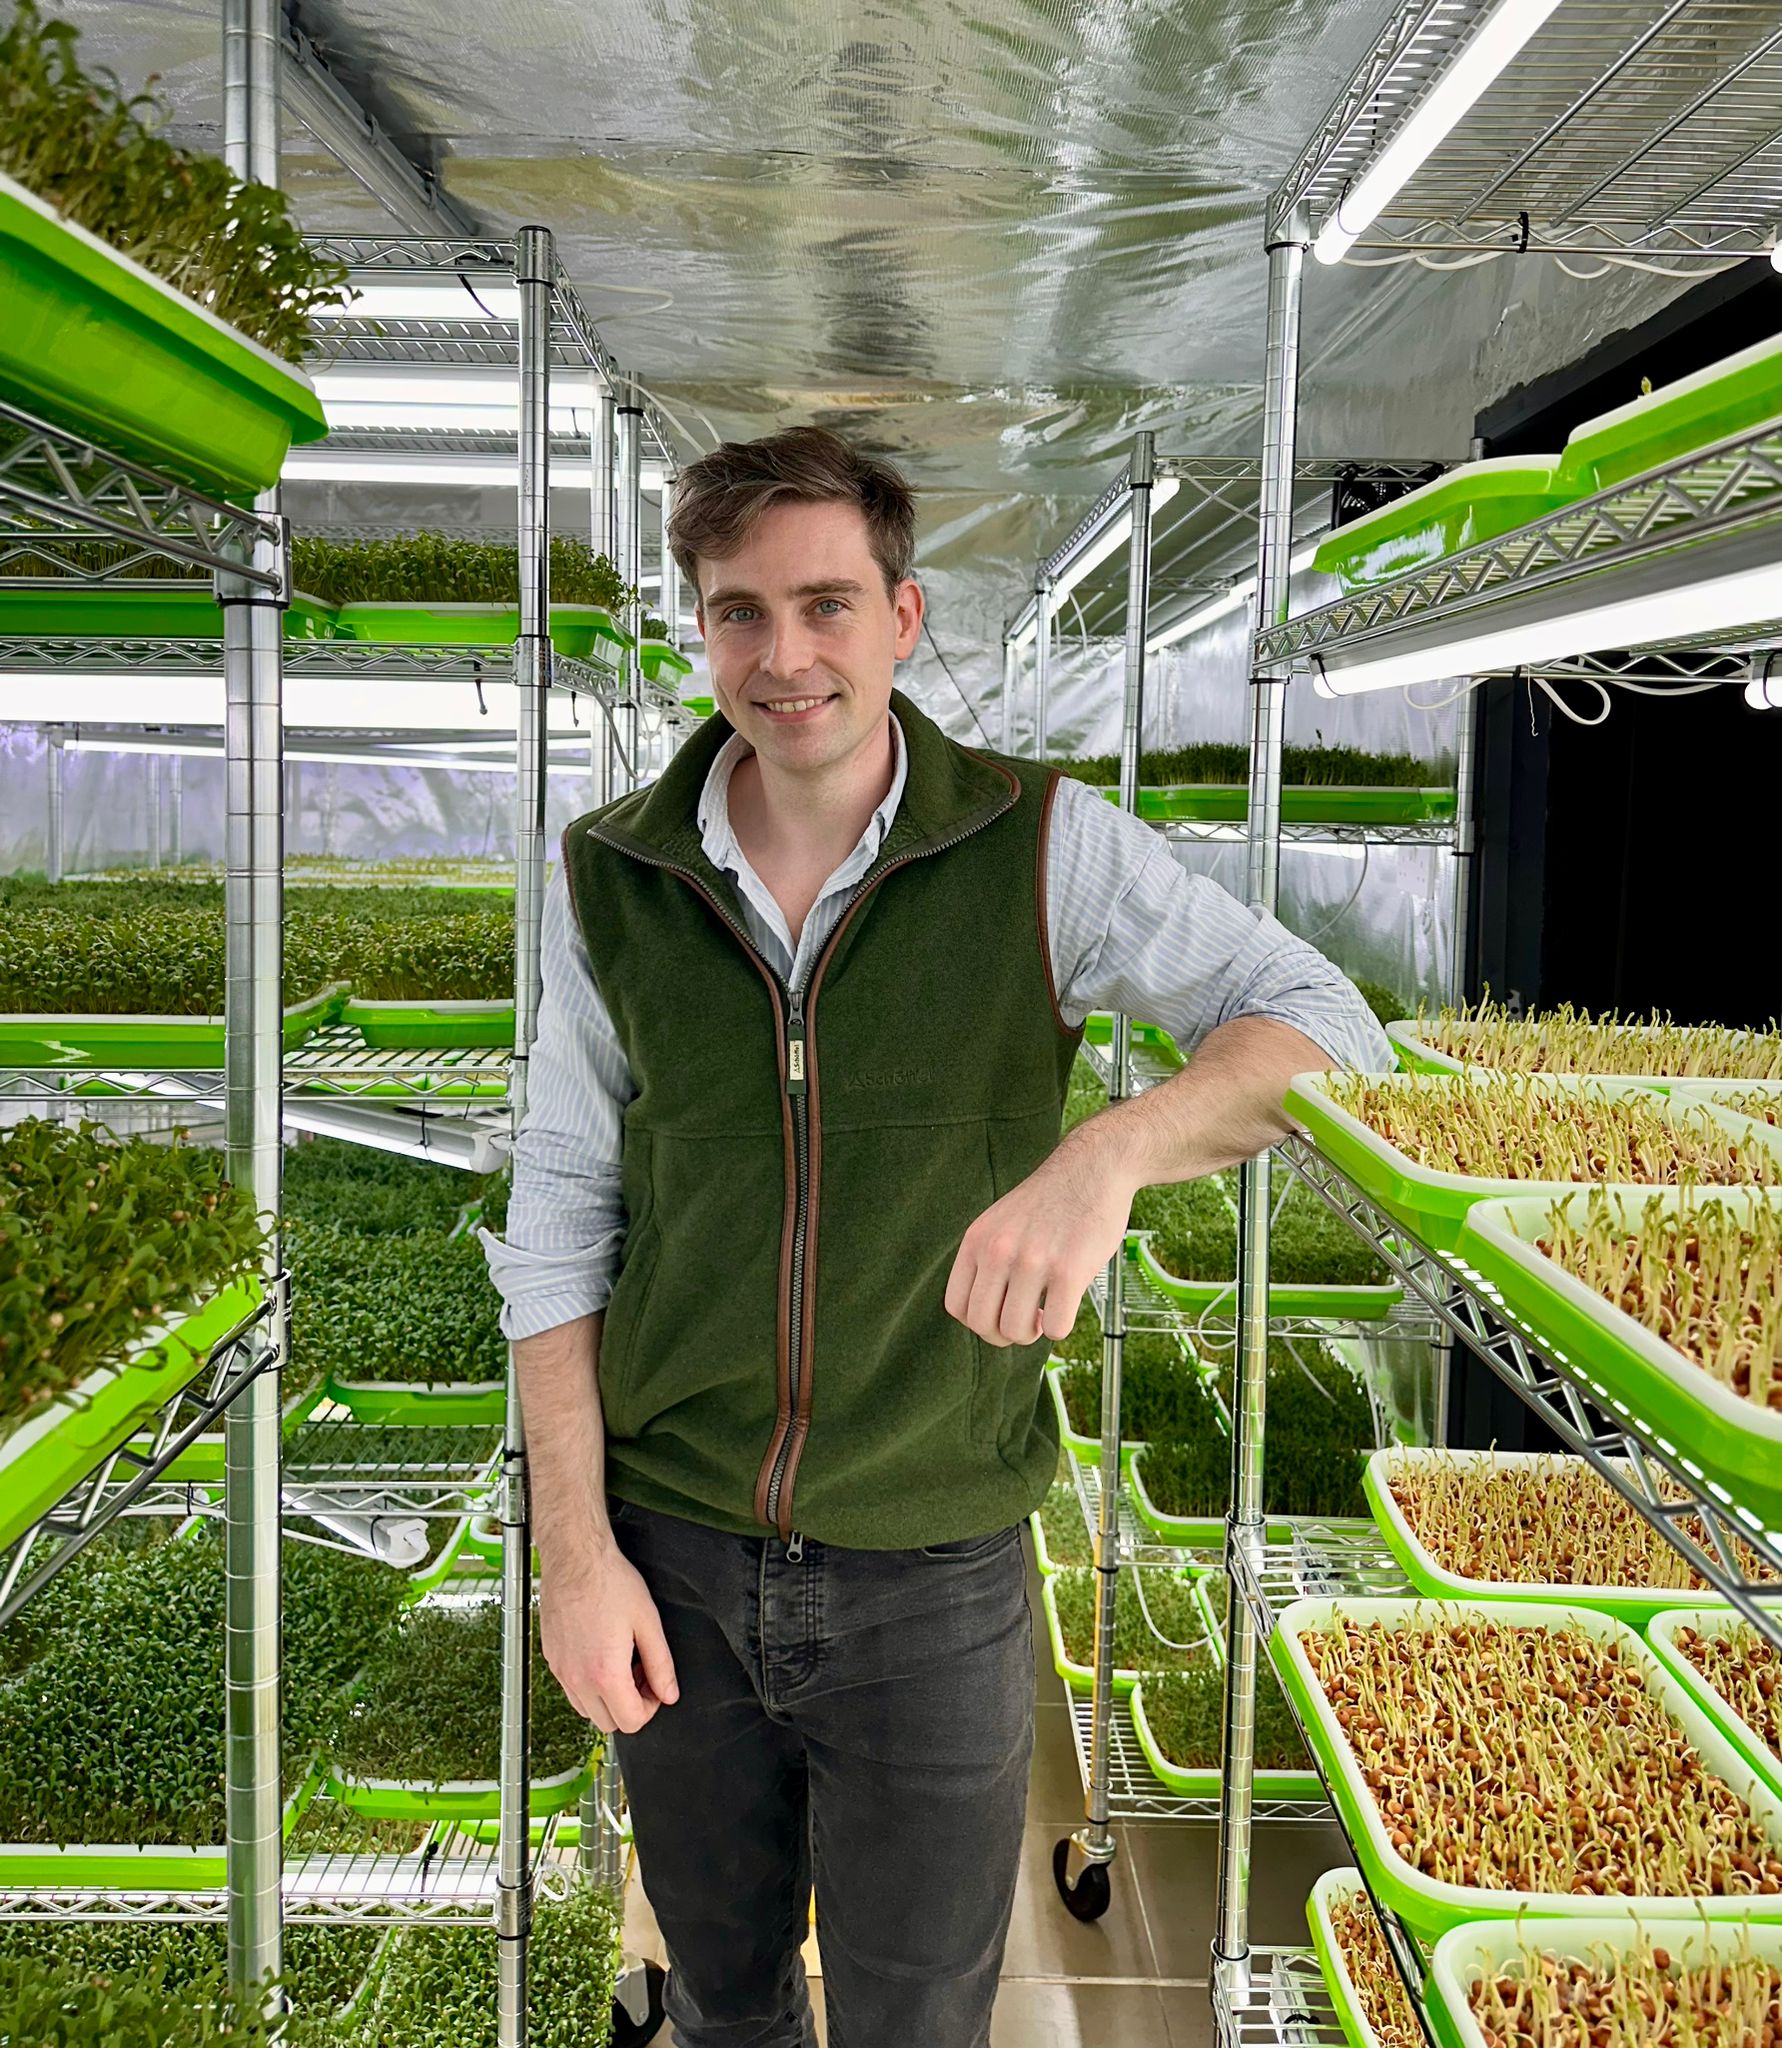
top-left (786, 1531), bottom-right (805, 1563)
top-left (786, 993), bottom-right (807, 1098)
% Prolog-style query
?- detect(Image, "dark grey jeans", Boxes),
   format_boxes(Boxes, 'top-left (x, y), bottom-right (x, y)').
top-left (608, 1500), bottom-right (1034, 2048)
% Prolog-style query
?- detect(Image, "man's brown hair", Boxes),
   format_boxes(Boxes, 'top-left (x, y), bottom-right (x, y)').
top-left (667, 427), bottom-right (917, 600)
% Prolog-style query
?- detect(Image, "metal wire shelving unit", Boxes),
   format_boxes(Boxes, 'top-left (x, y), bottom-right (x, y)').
top-left (1209, 8), bottom-right (1782, 2045)
top-left (0, 88), bottom-right (672, 2037)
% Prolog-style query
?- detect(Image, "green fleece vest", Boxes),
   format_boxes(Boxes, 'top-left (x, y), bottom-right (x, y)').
top-left (562, 691), bottom-right (1081, 1549)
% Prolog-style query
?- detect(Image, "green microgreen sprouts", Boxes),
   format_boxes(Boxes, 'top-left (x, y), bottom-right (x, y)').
top-left (1052, 743), bottom-right (1441, 789)
top-left (292, 534), bottom-right (630, 611)
top-left (1139, 1660), bottom-right (1309, 1773)
top-left (1467, 1928), bottom-right (1782, 2048)
top-left (1051, 1565), bottom-right (1208, 1675)
top-left (1422, 999), bottom-right (1782, 1080)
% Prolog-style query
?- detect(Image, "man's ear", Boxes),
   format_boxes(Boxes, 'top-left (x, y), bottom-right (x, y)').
top-left (893, 577), bottom-right (924, 661)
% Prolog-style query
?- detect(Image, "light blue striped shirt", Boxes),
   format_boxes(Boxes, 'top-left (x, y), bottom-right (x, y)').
top-left (483, 719), bottom-right (1390, 1338)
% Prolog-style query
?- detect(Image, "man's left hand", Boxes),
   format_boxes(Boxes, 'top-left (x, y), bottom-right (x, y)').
top-left (943, 1142), bottom-right (1137, 1349)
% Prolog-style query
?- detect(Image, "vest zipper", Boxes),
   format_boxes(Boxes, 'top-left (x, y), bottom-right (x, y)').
top-left (587, 769), bottom-right (1018, 1544)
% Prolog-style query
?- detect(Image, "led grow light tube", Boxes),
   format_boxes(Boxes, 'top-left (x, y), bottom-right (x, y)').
top-left (1312, 0), bottom-right (1566, 265)
top-left (65, 734), bottom-right (590, 774)
top-left (284, 452), bottom-right (667, 490)
top-left (1048, 479), bottom-right (1180, 607)
top-left (1309, 560), bottom-right (1782, 696)
top-left (1146, 544), bottom-right (1319, 655)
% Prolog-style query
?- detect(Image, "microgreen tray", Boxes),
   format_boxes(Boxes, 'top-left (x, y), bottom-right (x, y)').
top-left (1028, 1506), bottom-right (1069, 1577)
top-left (0, 586), bottom-right (340, 639)
top-left (1127, 1442), bottom-right (1239, 1548)
top-left (1306, 1869), bottom-right (1403, 2048)
top-left (0, 1278), bottom-right (261, 1553)
top-left (1040, 1571), bottom-right (1140, 1697)
top-left (333, 601), bottom-right (629, 661)
top-left (1273, 1596), bottom-right (1782, 1943)
top-left (1130, 1678), bottom-right (1321, 1802)
top-left (1134, 1232), bottom-right (1403, 1320)
top-left (1097, 786), bottom-right (1457, 826)
top-left (1667, 1078), bottom-right (1782, 1127)
top-left (1362, 1447), bottom-right (1722, 1625)
top-left (1045, 1362), bottom-right (1141, 1472)
top-left (1310, 457), bottom-right (1577, 593)
top-left (0, 171), bottom-right (328, 498)
top-left (1285, 1071), bottom-right (1781, 1255)
top-left (637, 638), bottom-right (693, 681)
top-left (0, 984), bottom-right (347, 1070)
top-left (1558, 331), bottom-right (1782, 494)
top-left (338, 997), bottom-right (515, 1051)
top-left (1458, 1188), bottom-right (1782, 1537)
top-left (1428, 1913), bottom-right (1782, 2048)
top-left (1381, 1018), bottom-right (1766, 1089)
top-left (0, 1760), bottom-right (319, 1890)
top-left (1646, 1607), bottom-right (1782, 1804)
top-left (318, 1378), bottom-right (507, 1427)
top-left (1081, 1015), bottom-right (1183, 1064)
top-left (328, 1752), bottom-right (595, 1823)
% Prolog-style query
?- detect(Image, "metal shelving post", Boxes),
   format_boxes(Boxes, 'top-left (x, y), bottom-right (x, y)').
top-left (220, 0), bottom-right (287, 2003)
top-left (45, 724), bottom-right (63, 882)
top-left (500, 221), bottom-right (555, 2048)
top-left (1033, 571), bottom-right (1054, 759)
top-left (1215, 212), bottom-right (1305, 1992)
top-left (660, 470), bottom-right (682, 648)
top-left (614, 384), bottom-right (645, 795)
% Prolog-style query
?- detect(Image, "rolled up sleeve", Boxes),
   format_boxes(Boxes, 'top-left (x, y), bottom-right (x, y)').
top-left (480, 866), bottom-right (633, 1340)
top-left (1046, 776), bottom-right (1392, 1074)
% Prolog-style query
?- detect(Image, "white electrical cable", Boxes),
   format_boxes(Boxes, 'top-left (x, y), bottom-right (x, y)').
top-left (1533, 673), bottom-right (1613, 726)
top-left (1405, 675), bottom-right (1487, 711)
top-left (1301, 838), bottom-right (1372, 945)
top-left (628, 378), bottom-right (722, 453)
top-left (1066, 587), bottom-right (1093, 663)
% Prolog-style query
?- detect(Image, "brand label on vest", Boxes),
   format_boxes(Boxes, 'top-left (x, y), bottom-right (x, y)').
top-left (789, 1039), bottom-right (806, 1083)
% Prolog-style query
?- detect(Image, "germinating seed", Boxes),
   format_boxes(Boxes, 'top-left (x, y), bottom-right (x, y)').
top-left (1421, 999), bottom-right (1782, 1080)
top-left (1538, 1190), bottom-right (1782, 1417)
top-left (1301, 1613), bottom-right (1782, 1897)
top-left (1328, 1892), bottom-right (1423, 2048)
top-left (1677, 1624), bottom-right (1782, 1766)
top-left (1327, 1072), bottom-right (1779, 1185)
top-left (1467, 1927), bottom-right (1782, 2048)
top-left (1383, 1451), bottom-right (1776, 1591)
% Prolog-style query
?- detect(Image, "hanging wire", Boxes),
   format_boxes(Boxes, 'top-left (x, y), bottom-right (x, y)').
top-left (922, 616), bottom-right (994, 747)
top-left (627, 378), bottom-right (723, 453)
top-left (1301, 838), bottom-right (1372, 945)
top-left (1533, 672), bottom-right (1613, 726)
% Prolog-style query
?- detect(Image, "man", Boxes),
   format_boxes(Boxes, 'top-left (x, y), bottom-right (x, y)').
top-left (484, 426), bottom-right (1387, 2048)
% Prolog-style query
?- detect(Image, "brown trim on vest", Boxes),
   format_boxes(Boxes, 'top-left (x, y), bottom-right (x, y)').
top-left (1034, 769), bottom-right (1075, 1039)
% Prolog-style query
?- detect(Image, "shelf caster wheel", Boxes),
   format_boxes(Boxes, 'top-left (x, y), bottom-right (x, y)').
top-left (1052, 1836), bottom-right (1112, 1921)
top-left (611, 1958), bottom-right (667, 2046)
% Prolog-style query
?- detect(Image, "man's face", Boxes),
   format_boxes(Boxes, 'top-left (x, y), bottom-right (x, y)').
top-left (695, 499), bottom-right (922, 777)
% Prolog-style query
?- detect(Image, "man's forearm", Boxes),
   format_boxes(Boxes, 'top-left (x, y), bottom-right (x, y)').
top-left (1065, 1014), bottom-right (1332, 1197)
top-left (514, 1312), bottom-right (613, 1578)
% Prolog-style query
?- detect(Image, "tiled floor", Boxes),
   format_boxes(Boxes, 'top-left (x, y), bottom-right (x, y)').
top-left (622, 1537), bottom-right (1346, 2045)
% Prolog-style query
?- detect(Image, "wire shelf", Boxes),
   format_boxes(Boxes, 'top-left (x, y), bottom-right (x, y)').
top-left (1214, 1945), bottom-right (1357, 2048)
top-left (1279, 1132), bottom-right (1782, 1644)
top-left (0, 1294), bottom-right (282, 1627)
top-left (0, 404), bottom-right (284, 591)
top-left (1273, 0), bottom-right (1782, 257)
top-left (1253, 418), bottom-right (1782, 678)
top-left (286, 1027), bottom-right (512, 1101)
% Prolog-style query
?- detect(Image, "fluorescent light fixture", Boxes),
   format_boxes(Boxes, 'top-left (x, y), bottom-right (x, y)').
top-left (1146, 544), bottom-right (1318, 655)
top-left (1312, 0), bottom-right (1564, 264)
top-left (1747, 674), bottom-right (1782, 710)
top-left (285, 452), bottom-right (667, 490)
top-left (313, 371), bottom-right (554, 407)
top-left (1310, 562), bottom-right (1782, 696)
top-left (1048, 479), bottom-right (1180, 607)
top-left (1771, 234), bottom-right (1782, 276)
top-left (63, 735), bottom-right (590, 774)
top-left (320, 402), bottom-right (591, 435)
top-left (320, 283), bottom-right (526, 323)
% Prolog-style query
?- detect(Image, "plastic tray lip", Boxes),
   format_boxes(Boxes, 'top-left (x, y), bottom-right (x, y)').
top-left (1460, 1186), bottom-right (1782, 1462)
top-left (1427, 1910), bottom-right (1782, 2048)
top-left (1133, 1223), bottom-right (1403, 1316)
top-left (1306, 1866), bottom-right (1396, 2048)
top-left (1645, 1605), bottom-right (1782, 1801)
top-left (1130, 1675), bottom-right (1322, 1800)
top-left (1564, 330), bottom-right (1782, 444)
top-left (1361, 1445), bottom-right (1731, 1616)
top-left (1274, 1593), bottom-right (1782, 1928)
top-left (1040, 1567), bottom-right (1141, 1695)
top-left (1311, 455), bottom-right (1568, 562)
top-left (329, 1754), bottom-right (592, 1801)
top-left (1288, 1068), bottom-right (1782, 1207)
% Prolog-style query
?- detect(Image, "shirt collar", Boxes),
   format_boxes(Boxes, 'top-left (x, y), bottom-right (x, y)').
top-left (696, 713), bottom-right (909, 875)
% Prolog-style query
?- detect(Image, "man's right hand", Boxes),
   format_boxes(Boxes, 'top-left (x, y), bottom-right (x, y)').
top-left (540, 1544), bottom-right (680, 1736)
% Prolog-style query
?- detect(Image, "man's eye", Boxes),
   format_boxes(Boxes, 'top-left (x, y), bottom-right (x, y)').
top-left (814, 599), bottom-right (845, 616)
top-left (722, 607), bottom-right (758, 625)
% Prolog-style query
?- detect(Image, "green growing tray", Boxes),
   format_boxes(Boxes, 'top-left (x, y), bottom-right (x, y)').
top-left (146, 1375), bottom-right (329, 1484)
top-left (339, 997), bottom-right (515, 1051)
top-left (1126, 1443), bottom-right (1246, 1548)
top-left (329, 1753), bottom-right (594, 1823)
top-left (1098, 786), bottom-right (1456, 826)
top-left (1131, 1678), bottom-right (1321, 1802)
top-left (1362, 1447), bottom-right (1720, 1624)
top-left (1134, 1231), bottom-right (1403, 1321)
top-left (1306, 1869), bottom-right (1407, 2048)
top-left (1285, 1071), bottom-right (1782, 1255)
top-left (318, 1378), bottom-right (507, 1427)
top-left (0, 171), bottom-right (327, 498)
top-left (1040, 1570), bottom-right (1140, 1697)
top-left (637, 638), bottom-right (693, 681)
top-left (682, 695), bottom-right (715, 719)
top-left (1081, 1014), bottom-right (1183, 1064)
top-left (1383, 1018), bottom-right (1773, 1088)
top-left (1646, 1607), bottom-right (1782, 1803)
top-left (0, 586), bottom-right (339, 639)
top-left (333, 601), bottom-right (629, 661)
top-left (0, 1279), bottom-right (262, 1553)
top-left (1311, 457), bottom-right (1576, 593)
top-left (1429, 1914), bottom-right (1782, 2048)
top-left (1459, 1188), bottom-right (1782, 1537)
top-left (1273, 1595), bottom-right (1782, 1944)
top-left (0, 1760), bottom-right (318, 1890)
top-left (1559, 332), bottom-right (1782, 495)
top-left (0, 984), bottom-right (347, 1070)
top-left (1046, 1363), bottom-right (1141, 1473)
